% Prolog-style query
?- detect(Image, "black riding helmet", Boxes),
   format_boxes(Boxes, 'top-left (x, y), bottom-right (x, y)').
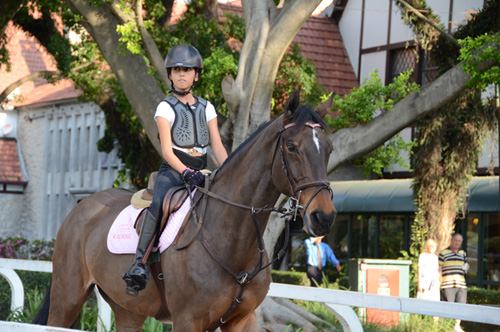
top-left (165, 44), bottom-right (203, 96)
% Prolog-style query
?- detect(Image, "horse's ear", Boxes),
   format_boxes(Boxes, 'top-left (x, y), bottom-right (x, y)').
top-left (284, 89), bottom-right (301, 119)
top-left (316, 92), bottom-right (336, 118)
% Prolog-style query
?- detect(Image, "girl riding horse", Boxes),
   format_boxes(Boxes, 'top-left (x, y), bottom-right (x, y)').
top-left (123, 44), bottom-right (228, 294)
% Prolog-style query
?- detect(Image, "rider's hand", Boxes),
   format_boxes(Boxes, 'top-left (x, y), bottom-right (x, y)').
top-left (182, 168), bottom-right (205, 186)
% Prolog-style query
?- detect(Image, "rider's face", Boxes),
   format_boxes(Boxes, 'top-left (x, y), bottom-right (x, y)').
top-left (169, 67), bottom-right (198, 92)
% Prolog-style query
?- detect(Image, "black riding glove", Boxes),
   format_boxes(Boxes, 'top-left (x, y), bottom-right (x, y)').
top-left (181, 168), bottom-right (205, 186)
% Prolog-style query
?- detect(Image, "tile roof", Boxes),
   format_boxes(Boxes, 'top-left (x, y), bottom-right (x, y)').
top-left (218, 1), bottom-right (358, 96)
top-left (0, 22), bottom-right (80, 108)
top-left (0, 138), bottom-right (26, 185)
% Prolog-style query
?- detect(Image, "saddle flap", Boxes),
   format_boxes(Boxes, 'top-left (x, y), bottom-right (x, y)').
top-left (163, 186), bottom-right (189, 218)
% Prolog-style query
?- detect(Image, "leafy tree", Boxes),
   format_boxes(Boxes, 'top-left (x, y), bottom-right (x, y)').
top-left (392, 0), bottom-right (500, 258)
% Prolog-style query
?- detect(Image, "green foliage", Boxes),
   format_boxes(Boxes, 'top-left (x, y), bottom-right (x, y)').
top-left (116, 21), bottom-right (144, 55)
top-left (0, 271), bottom-right (51, 321)
top-left (196, 46), bottom-right (238, 115)
top-left (327, 70), bottom-right (419, 130)
top-left (7, 286), bottom-right (47, 323)
top-left (398, 250), bottom-right (418, 296)
top-left (12, 1), bottom-right (75, 74)
top-left (394, 0), bottom-right (443, 53)
top-left (458, 33), bottom-right (500, 90)
top-left (325, 69), bottom-right (419, 177)
top-left (273, 43), bottom-right (326, 114)
top-left (467, 287), bottom-right (500, 305)
top-left (432, 0), bottom-right (499, 75)
top-left (271, 270), bottom-right (310, 286)
top-left (362, 315), bottom-right (455, 332)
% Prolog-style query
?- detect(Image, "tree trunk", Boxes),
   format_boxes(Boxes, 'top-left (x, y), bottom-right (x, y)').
top-left (66, 0), bottom-right (164, 153)
top-left (222, 0), bottom-right (323, 150)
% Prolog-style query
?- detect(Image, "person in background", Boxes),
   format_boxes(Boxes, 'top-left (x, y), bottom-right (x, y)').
top-left (304, 236), bottom-right (341, 287)
top-left (439, 233), bottom-right (468, 332)
top-left (417, 238), bottom-right (440, 322)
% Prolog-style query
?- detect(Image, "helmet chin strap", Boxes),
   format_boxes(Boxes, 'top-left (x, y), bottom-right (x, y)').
top-left (169, 80), bottom-right (195, 97)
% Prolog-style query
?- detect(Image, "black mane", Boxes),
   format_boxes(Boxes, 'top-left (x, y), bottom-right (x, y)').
top-left (219, 104), bottom-right (328, 171)
top-left (219, 117), bottom-right (279, 170)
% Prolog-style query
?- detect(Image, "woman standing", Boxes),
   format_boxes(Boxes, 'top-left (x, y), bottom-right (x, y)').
top-left (418, 238), bottom-right (441, 322)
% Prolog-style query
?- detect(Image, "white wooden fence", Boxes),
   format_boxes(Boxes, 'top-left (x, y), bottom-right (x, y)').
top-left (1, 258), bottom-right (500, 332)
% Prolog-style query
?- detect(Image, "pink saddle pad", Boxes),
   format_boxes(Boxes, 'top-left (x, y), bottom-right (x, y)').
top-left (107, 190), bottom-right (195, 254)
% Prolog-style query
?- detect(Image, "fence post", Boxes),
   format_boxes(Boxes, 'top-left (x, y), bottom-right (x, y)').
top-left (0, 268), bottom-right (24, 312)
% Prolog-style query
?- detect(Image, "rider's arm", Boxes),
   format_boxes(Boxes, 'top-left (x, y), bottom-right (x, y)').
top-left (208, 117), bottom-right (228, 166)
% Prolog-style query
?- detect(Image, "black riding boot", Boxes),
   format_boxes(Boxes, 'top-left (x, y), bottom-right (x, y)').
top-left (122, 209), bottom-right (158, 296)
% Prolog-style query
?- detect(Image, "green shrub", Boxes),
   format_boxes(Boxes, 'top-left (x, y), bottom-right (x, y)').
top-left (271, 270), bottom-right (309, 286)
top-left (467, 287), bottom-right (500, 305)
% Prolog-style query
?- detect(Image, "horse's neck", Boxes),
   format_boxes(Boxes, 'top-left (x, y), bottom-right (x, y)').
top-left (206, 120), bottom-right (282, 246)
top-left (215, 121), bottom-right (282, 210)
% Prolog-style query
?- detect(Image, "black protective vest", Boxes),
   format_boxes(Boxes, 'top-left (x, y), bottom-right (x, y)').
top-left (163, 96), bottom-right (210, 149)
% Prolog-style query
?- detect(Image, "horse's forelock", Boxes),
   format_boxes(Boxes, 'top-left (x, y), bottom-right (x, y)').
top-left (290, 105), bottom-right (329, 132)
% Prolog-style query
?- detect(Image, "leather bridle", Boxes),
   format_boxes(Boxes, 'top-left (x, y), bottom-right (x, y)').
top-left (274, 121), bottom-right (333, 219)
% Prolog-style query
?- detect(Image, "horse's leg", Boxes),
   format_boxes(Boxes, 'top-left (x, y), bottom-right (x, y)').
top-left (47, 280), bottom-right (93, 327)
top-left (106, 300), bottom-right (147, 332)
top-left (48, 208), bottom-right (96, 327)
top-left (220, 313), bottom-right (258, 332)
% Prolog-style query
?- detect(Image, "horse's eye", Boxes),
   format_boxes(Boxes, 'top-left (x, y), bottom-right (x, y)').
top-left (287, 142), bottom-right (298, 153)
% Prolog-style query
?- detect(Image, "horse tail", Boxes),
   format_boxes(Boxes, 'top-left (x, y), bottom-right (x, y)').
top-left (32, 282), bottom-right (51, 325)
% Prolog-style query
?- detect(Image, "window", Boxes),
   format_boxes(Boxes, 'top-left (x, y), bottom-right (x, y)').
top-left (484, 214), bottom-right (500, 289)
top-left (329, 214), bottom-right (349, 260)
top-left (466, 214), bottom-right (480, 281)
top-left (379, 215), bottom-right (405, 259)
top-left (389, 48), bottom-right (438, 87)
top-left (351, 214), bottom-right (377, 258)
top-left (389, 48), bottom-right (417, 83)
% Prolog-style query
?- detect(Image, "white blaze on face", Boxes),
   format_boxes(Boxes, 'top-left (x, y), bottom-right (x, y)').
top-left (312, 129), bottom-right (321, 153)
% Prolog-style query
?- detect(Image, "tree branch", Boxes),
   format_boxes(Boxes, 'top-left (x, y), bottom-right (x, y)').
top-left (134, 0), bottom-right (170, 88)
top-left (327, 41), bottom-right (500, 173)
top-left (0, 70), bottom-right (58, 102)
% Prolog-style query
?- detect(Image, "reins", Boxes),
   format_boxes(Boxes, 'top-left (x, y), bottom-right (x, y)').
top-left (172, 119), bottom-right (332, 332)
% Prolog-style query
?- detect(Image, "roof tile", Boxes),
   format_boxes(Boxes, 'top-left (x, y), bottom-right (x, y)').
top-left (0, 138), bottom-right (26, 184)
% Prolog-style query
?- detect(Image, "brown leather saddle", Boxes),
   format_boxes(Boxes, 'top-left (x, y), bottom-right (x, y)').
top-left (131, 171), bottom-right (190, 233)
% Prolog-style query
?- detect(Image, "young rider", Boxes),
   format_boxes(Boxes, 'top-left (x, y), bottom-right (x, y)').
top-left (123, 44), bottom-right (228, 294)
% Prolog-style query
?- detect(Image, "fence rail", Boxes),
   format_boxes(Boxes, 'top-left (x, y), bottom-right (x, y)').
top-left (1, 258), bottom-right (500, 332)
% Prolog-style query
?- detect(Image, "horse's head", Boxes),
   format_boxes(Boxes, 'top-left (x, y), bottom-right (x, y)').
top-left (272, 89), bottom-right (337, 237)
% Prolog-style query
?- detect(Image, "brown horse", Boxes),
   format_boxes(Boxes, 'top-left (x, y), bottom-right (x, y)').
top-left (35, 90), bottom-right (337, 331)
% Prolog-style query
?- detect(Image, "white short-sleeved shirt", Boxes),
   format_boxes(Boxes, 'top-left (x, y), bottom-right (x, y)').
top-left (154, 98), bottom-right (217, 156)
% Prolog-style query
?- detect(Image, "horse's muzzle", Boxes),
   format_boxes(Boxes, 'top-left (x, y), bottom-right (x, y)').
top-left (304, 209), bottom-right (337, 237)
